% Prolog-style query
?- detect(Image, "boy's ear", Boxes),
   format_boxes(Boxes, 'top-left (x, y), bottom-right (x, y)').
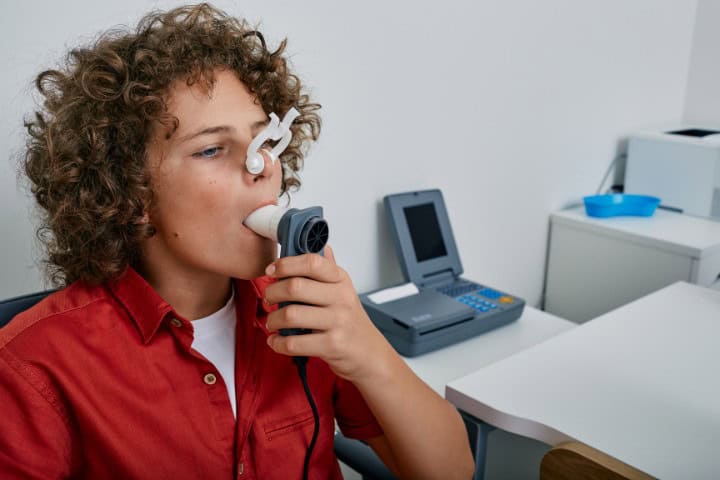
top-left (140, 212), bottom-right (150, 224)
top-left (137, 211), bottom-right (157, 237)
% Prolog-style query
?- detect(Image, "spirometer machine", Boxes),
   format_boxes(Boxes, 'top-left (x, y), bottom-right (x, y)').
top-left (359, 189), bottom-right (525, 357)
top-left (624, 127), bottom-right (720, 219)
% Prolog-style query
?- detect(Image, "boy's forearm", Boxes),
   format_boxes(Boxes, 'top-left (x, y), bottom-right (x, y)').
top-left (351, 345), bottom-right (475, 479)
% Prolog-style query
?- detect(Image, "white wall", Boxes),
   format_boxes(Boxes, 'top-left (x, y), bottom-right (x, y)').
top-left (684, 0), bottom-right (720, 125)
top-left (1, 0), bottom-right (698, 306)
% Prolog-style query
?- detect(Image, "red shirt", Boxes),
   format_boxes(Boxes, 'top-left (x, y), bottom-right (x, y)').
top-left (0, 267), bottom-right (382, 479)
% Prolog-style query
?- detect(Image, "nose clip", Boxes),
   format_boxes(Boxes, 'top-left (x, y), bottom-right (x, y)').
top-left (245, 107), bottom-right (300, 175)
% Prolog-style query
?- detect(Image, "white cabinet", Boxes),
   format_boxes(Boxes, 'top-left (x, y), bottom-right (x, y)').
top-left (544, 207), bottom-right (720, 323)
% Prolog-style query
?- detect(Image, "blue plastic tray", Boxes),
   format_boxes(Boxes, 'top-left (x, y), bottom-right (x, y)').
top-left (583, 194), bottom-right (660, 218)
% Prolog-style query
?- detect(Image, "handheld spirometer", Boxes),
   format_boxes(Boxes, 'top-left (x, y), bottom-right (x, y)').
top-left (243, 204), bottom-right (328, 480)
top-left (243, 205), bottom-right (329, 335)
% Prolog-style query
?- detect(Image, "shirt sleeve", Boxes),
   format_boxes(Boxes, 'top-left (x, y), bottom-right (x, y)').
top-left (0, 348), bottom-right (73, 479)
top-left (333, 376), bottom-right (384, 441)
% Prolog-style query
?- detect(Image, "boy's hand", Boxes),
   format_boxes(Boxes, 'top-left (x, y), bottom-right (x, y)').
top-left (264, 246), bottom-right (476, 479)
top-left (263, 245), bottom-right (395, 383)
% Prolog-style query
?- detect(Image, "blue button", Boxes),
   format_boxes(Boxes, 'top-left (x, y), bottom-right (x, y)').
top-left (478, 288), bottom-right (501, 299)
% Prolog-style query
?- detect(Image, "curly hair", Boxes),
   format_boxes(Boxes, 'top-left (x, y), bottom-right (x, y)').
top-left (22, 3), bottom-right (322, 287)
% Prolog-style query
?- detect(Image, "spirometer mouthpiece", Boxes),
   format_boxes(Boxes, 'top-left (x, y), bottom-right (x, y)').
top-left (245, 108), bottom-right (300, 175)
top-left (243, 205), bottom-right (287, 242)
top-left (244, 204), bottom-right (329, 257)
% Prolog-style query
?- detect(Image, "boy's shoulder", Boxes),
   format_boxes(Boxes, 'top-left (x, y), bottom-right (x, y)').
top-left (0, 281), bottom-right (113, 350)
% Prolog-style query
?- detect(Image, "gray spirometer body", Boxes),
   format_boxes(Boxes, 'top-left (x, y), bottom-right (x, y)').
top-left (359, 189), bottom-right (524, 356)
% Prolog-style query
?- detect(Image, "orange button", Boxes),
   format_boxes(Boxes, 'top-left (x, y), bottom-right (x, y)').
top-left (499, 296), bottom-right (514, 304)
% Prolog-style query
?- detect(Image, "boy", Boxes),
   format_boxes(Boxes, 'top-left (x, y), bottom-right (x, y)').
top-left (1, 4), bottom-right (474, 479)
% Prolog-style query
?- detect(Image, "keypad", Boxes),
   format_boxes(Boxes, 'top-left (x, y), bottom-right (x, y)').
top-left (436, 280), bottom-right (482, 297)
top-left (437, 281), bottom-right (505, 314)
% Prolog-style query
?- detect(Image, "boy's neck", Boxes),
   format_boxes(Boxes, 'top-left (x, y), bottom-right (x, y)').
top-left (137, 258), bottom-right (233, 321)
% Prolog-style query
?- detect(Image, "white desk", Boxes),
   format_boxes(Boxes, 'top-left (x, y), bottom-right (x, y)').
top-left (399, 307), bottom-right (573, 480)
top-left (447, 282), bottom-right (720, 480)
top-left (341, 306), bottom-right (573, 480)
top-left (403, 306), bottom-right (574, 396)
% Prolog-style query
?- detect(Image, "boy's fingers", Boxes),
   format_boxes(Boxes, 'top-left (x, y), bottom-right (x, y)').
top-left (264, 277), bottom-right (338, 306)
top-left (324, 245), bottom-right (336, 264)
top-left (266, 331), bottom-right (329, 358)
top-left (266, 251), bottom-right (344, 283)
top-left (265, 304), bottom-right (333, 333)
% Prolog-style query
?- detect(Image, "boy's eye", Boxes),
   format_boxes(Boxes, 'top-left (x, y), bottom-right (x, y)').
top-left (192, 146), bottom-right (224, 158)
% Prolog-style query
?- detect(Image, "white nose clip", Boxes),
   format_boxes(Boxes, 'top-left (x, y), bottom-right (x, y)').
top-left (245, 107), bottom-right (300, 175)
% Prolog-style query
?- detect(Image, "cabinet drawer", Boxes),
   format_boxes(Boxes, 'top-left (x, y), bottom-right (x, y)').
top-left (545, 222), bottom-right (694, 323)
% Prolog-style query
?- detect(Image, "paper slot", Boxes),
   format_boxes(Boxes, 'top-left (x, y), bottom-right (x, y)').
top-left (367, 283), bottom-right (419, 305)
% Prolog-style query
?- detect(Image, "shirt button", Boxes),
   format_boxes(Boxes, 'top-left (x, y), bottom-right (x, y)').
top-left (237, 463), bottom-right (244, 477)
top-left (203, 373), bottom-right (217, 385)
top-left (170, 317), bottom-right (183, 328)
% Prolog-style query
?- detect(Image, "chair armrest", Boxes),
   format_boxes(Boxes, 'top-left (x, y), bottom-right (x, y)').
top-left (334, 431), bottom-right (397, 480)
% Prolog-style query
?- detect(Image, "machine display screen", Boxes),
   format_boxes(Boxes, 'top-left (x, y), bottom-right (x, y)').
top-left (403, 203), bottom-right (447, 262)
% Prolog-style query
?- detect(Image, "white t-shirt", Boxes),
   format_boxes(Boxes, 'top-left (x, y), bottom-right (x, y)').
top-left (191, 290), bottom-right (237, 418)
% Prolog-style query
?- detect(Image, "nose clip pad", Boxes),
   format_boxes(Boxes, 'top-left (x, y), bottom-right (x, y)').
top-left (245, 107), bottom-right (300, 175)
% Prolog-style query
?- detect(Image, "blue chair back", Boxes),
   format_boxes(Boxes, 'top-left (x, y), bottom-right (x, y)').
top-left (0, 291), bottom-right (54, 328)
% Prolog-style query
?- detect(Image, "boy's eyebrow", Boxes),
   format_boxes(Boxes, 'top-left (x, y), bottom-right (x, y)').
top-left (178, 119), bottom-right (270, 144)
top-left (250, 119), bottom-right (271, 135)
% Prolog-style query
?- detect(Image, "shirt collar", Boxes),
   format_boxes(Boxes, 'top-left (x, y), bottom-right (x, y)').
top-left (245, 275), bottom-right (277, 333)
top-left (106, 266), bottom-right (275, 344)
top-left (248, 275), bottom-right (275, 313)
top-left (106, 267), bottom-right (175, 344)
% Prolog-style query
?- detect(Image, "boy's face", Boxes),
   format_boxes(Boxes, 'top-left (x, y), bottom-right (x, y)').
top-left (144, 69), bottom-right (281, 281)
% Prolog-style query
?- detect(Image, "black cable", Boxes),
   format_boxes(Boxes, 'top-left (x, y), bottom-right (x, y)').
top-left (595, 153), bottom-right (626, 195)
top-left (294, 356), bottom-right (320, 480)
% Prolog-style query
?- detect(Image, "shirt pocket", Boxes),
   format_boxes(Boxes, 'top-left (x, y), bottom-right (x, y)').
top-left (263, 410), bottom-right (315, 441)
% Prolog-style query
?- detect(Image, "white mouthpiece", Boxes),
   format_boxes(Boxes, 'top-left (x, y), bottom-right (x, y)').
top-left (243, 205), bottom-right (287, 242)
